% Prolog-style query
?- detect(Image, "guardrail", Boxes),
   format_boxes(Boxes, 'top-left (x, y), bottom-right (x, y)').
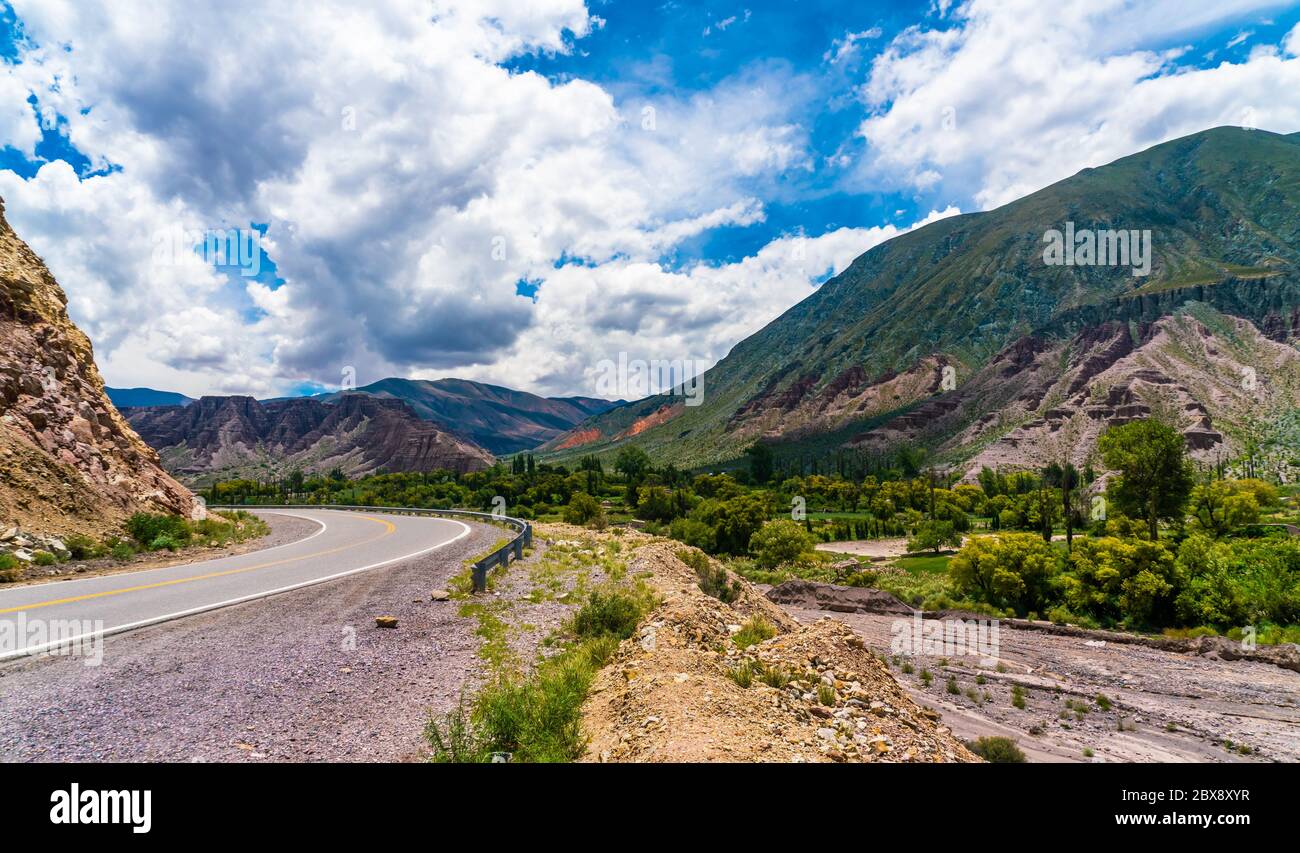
top-left (208, 503), bottom-right (532, 593)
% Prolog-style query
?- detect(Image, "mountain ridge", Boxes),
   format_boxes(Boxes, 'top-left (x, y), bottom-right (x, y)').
top-left (540, 127), bottom-right (1300, 474)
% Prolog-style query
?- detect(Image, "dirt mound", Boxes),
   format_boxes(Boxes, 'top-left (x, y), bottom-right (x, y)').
top-left (580, 542), bottom-right (978, 763)
top-left (766, 579), bottom-right (915, 615)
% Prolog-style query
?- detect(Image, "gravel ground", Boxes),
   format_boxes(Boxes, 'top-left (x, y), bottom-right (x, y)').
top-left (780, 605), bottom-right (1300, 763)
top-left (0, 515), bottom-right (563, 763)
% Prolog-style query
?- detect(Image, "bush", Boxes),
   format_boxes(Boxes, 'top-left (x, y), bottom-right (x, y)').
top-left (110, 541), bottom-right (136, 562)
top-left (572, 589), bottom-right (643, 641)
top-left (148, 535), bottom-right (184, 552)
top-left (749, 519), bottom-right (814, 568)
top-left (679, 548), bottom-right (741, 604)
top-left (562, 493), bottom-right (606, 529)
top-left (966, 736), bottom-right (1027, 763)
top-left (668, 518), bottom-right (716, 553)
top-left (63, 533), bottom-right (102, 560)
top-left (0, 552), bottom-right (22, 582)
top-left (1057, 536), bottom-right (1178, 627)
top-left (32, 550), bottom-right (57, 566)
top-left (732, 616), bottom-right (777, 649)
top-left (125, 512), bottom-right (190, 548)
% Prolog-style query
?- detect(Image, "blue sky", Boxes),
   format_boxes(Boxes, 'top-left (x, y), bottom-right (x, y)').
top-left (1, 0), bottom-right (1299, 398)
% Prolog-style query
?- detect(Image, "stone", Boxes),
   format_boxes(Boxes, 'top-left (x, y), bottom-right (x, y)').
top-left (375, 616), bottom-right (398, 629)
top-left (429, 589), bottom-right (451, 601)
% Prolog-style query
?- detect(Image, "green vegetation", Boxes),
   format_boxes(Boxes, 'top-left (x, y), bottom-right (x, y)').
top-left (427, 585), bottom-right (653, 763)
top-left (966, 736), bottom-right (1027, 763)
top-left (0, 552), bottom-right (21, 582)
top-left (732, 616), bottom-right (777, 650)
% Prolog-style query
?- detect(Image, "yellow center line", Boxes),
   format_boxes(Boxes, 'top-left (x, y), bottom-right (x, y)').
top-left (0, 514), bottom-right (397, 615)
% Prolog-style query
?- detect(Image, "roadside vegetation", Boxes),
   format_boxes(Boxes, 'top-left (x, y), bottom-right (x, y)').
top-left (426, 540), bottom-right (657, 763)
top-left (203, 418), bottom-right (1299, 642)
top-left (0, 510), bottom-right (269, 581)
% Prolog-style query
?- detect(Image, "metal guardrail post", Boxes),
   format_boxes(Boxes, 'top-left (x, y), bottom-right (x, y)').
top-left (209, 503), bottom-right (531, 596)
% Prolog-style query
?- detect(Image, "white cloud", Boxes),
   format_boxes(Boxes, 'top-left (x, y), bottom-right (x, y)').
top-left (856, 0), bottom-right (1300, 208)
top-left (0, 0), bottom-right (825, 398)
top-left (1285, 21), bottom-right (1300, 56)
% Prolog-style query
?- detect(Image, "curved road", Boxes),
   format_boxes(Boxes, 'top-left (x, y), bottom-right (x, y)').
top-left (0, 509), bottom-right (470, 660)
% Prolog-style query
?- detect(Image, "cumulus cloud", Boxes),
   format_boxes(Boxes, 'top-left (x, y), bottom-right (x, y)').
top-left (0, 0), bottom-right (827, 397)
top-left (856, 0), bottom-right (1300, 208)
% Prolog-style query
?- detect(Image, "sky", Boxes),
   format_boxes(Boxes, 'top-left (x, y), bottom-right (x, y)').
top-left (1, 0), bottom-right (1299, 400)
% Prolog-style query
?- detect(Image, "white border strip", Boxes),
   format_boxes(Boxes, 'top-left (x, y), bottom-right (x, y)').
top-left (0, 513), bottom-right (471, 662)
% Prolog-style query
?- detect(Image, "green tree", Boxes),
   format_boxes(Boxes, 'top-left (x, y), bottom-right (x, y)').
top-left (949, 533), bottom-right (1059, 614)
top-left (562, 492), bottom-right (605, 528)
top-left (614, 446), bottom-right (651, 482)
top-left (1098, 420), bottom-right (1194, 540)
top-left (744, 442), bottom-right (775, 485)
top-left (750, 519), bottom-right (814, 568)
top-left (908, 519), bottom-right (961, 555)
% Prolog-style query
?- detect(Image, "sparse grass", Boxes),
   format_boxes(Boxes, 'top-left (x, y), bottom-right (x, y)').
top-left (901, 661), bottom-right (915, 674)
top-left (730, 660), bottom-right (755, 689)
top-left (947, 676), bottom-right (960, 695)
top-left (758, 665), bottom-right (793, 689)
top-left (732, 616), bottom-right (777, 650)
top-left (920, 668), bottom-right (933, 687)
top-left (975, 674), bottom-right (986, 685)
top-left (1083, 747), bottom-right (1094, 758)
top-left (1011, 685), bottom-right (1026, 710)
top-left (817, 683), bottom-right (836, 706)
top-left (1095, 693), bottom-right (1112, 711)
top-left (457, 600), bottom-right (515, 672)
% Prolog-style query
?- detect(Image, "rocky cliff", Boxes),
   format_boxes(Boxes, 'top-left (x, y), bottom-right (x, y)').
top-left (0, 197), bottom-right (194, 537)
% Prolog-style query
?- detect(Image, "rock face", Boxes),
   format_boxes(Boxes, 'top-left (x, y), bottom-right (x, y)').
top-left (123, 392), bottom-right (496, 485)
top-left (0, 197), bottom-right (193, 537)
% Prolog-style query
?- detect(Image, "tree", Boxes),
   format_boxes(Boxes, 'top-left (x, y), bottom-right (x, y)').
top-left (744, 442), bottom-right (775, 485)
top-left (562, 492), bottom-right (605, 528)
top-left (750, 519), bottom-right (814, 568)
top-left (1189, 480), bottom-right (1260, 538)
top-left (614, 446), bottom-right (651, 483)
top-left (1098, 420), bottom-right (1194, 541)
top-left (949, 533), bottom-right (1059, 614)
top-left (908, 519), bottom-right (961, 555)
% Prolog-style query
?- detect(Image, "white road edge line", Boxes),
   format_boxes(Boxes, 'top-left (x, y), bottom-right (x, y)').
top-left (0, 515), bottom-right (472, 662)
top-left (0, 509), bottom-right (329, 592)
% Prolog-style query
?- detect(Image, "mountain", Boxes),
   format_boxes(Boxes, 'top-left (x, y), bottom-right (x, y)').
top-left (122, 393), bottom-right (496, 486)
top-left (0, 197), bottom-right (194, 537)
top-left (318, 377), bottom-right (623, 454)
top-left (105, 386), bottom-right (194, 407)
top-left (541, 128), bottom-right (1300, 474)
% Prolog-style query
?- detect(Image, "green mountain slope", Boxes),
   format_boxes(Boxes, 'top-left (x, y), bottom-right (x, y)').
top-left (542, 127), bottom-right (1300, 471)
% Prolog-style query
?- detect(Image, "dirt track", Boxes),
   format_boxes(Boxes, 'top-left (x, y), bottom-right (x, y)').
top-left (779, 605), bottom-right (1300, 763)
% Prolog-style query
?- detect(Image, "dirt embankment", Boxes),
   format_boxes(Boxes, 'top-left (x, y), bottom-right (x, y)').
top-left (578, 540), bottom-right (978, 763)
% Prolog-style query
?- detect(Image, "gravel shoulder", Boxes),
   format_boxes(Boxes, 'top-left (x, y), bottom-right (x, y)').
top-left (779, 604), bottom-right (1300, 763)
top-left (0, 519), bottom-right (555, 762)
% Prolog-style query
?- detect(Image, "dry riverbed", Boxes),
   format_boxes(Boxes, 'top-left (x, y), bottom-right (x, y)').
top-left (777, 603), bottom-right (1300, 762)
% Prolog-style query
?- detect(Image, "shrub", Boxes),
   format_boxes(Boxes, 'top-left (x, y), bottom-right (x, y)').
top-left (966, 736), bottom-right (1026, 763)
top-left (572, 590), bottom-right (643, 641)
top-left (732, 616), bottom-right (777, 649)
top-left (1011, 685), bottom-right (1026, 709)
top-left (562, 493), bottom-right (606, 528)
top-left (946, 675), bottom-right (960, 695)
top-left (63, 533), bottom-right (102, 560)
top-left (125, 512), bottom-right (190, 548)
top-left (678, 548), bottom-right (741, 603)
top-left (758, 665), bottom-right (792, 689)
top-left (730, 660), bottom-right (755, 689)
top-left (32, 550), bottom-right (56, 566)
top-left (1094, 693), bottom-right (1112, 711)
top-left (668, 517), bottom-right (716, 553)
top-left (148, 535), bottom-right (184, 552)
top-left (1057, 536), bottom-right (1178, 627)
top-left (817, 683), bottom-right (836, 706)
top-left (110, 541), bottom-right (136, 562)
top-left (749, 519), bottom-right (813, 569)
top-left (0, 552), bottom-right (22, 582)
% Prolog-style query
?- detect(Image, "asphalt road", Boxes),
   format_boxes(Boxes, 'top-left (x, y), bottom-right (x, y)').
top-left (0, 509), bottom-right (470, 660)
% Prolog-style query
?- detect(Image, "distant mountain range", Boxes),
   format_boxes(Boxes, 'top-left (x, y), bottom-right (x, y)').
top-left (107, 377), bottom-right (624, 465)
top-left (122, 393), bottom-right (495, 486)
top-left (316, 377), bottom-right (622, 454)
top-left (541, 128), bottom-right (1300, 476)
